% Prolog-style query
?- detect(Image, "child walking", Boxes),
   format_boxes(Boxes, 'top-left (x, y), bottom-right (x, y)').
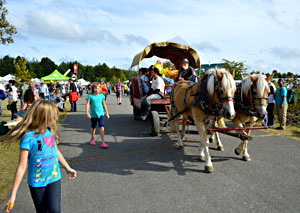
top-left (86, 83), bottom-right (110, 148)
top-left (4, 100), bottom-right (77, 213)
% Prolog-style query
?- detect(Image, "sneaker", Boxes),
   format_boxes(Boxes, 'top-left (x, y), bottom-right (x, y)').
top-left (119, 103), bottom-right (122, 105)
top-left (275, 126), bottom-right (284, 130)
top-left (101, 142), bottom-right (109, 149)
top-left (89, 140), bottom-right (96, 146)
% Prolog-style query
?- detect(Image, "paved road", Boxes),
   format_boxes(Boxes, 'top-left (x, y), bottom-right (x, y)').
top-left (5, 93), bottom-right (300, 212)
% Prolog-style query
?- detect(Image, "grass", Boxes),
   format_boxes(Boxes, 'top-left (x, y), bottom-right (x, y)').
top-left (0, 98), bottom-right (71, 204)
top-left (261, 121), bottom-right (300, 141)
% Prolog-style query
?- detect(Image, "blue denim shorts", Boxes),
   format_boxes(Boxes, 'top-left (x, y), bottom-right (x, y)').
top-left (91, 116), bottom-right (105, 128)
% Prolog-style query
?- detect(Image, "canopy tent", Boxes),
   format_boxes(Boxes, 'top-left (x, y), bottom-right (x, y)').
top-left (130, 42), bottom-right (200, 69)
top-left (41, 70), bottom-right (69, 81)
top-left (77, 78), bottom-right (89, 86)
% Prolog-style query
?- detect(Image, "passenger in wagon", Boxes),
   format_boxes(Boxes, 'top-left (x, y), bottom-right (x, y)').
top-left (140, 68), bottom-right (165, 120)
top-left (177, 58), bottom-right (197, 82)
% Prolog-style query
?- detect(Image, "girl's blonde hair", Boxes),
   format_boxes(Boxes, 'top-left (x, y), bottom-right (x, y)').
top-left (91, 82), bottom-right (101, 94)
top-left (2, 100), bottom-right (59, 144)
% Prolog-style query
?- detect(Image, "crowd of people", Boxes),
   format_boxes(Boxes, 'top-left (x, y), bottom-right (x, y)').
top-left (0, 78), bottom-right (85, 121)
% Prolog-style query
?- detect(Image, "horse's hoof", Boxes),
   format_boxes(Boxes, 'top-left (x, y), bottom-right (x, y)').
top-left (234, 148), bottom-right (241, 156)
top-left (218, 146), bottom-right (224, 151)
top-left (177, 146), bottom-right (184, 150)
top-left (198, 155), bottom-right (205, 161)
top-left (205, 165), bottom-right (214, 173)
top-left (209, 138), bottom-right (213, 143)
top-left (242, 156), bottom-right (251, 161)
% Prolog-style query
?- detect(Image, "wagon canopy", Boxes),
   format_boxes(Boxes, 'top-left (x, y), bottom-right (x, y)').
top-left (130, 42), bottom-right (200, 69)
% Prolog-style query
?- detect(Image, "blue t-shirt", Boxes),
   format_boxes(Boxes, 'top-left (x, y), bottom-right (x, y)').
top-left (275, 86), bottom-right (288, 106)
top-left (86, 93), bottom-right (105, 118)
top-left (140, 75), bottom-right (150, 94)
top-left (20, 129), bottom-right (61, 187)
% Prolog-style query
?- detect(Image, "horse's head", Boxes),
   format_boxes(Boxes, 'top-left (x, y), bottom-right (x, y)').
top-left (243, 73), bottom-right (273, 119)
top-left (207, 68), bottom-right (236, 119)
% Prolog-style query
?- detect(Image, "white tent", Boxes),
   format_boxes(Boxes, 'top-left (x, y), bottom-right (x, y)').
top-left (77, 78), bottom-right (89, 86)
top-left (31, 78), bottom-right (41, 84)
top-left (3, 74), bottom-right (15, 81)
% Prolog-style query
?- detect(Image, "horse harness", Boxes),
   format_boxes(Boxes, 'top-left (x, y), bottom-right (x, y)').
top-left (234, 81), bottom-right (268, 117)
top-left (168, 74), bottom-right (234, 122)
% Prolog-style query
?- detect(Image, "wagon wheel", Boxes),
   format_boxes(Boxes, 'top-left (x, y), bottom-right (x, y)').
top-left (149, 111), bottom-right (160, 136)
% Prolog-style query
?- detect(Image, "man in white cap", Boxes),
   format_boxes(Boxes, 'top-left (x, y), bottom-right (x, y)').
top-left (177, 58), bottom-right (197, 82)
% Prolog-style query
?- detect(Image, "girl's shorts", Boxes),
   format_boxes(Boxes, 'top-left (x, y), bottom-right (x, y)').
top-left (91, 116), bottom-right (104, 128)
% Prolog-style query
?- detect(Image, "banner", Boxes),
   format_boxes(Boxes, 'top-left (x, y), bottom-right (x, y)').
top-left (74, 64), bottom-right (78, 74)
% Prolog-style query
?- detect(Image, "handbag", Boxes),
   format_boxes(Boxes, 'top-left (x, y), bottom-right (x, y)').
top-left (7, 104), bottom-right (11, 110)
top-left (8, 98), bottom-right (14, 105)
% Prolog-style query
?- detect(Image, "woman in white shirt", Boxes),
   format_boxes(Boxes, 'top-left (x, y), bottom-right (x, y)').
top-left (7, 80), bottom-right (18, 119)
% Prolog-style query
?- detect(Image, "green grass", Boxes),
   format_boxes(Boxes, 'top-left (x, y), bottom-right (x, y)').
top-left (0, 99), bottom-right (71, 204)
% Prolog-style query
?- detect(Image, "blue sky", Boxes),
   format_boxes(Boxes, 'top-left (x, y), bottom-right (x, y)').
top-left (1, 0), bottom-right (300, 74)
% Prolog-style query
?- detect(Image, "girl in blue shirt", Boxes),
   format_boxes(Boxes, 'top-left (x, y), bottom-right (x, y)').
top-left (4, 100), bottom-right (77, 213)
top-left (86, 83), bottom-right (110, 148)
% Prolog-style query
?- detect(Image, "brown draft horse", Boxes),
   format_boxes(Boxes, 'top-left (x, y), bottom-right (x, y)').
top-left (210, 73), bottom-right (273, 161)
top-left (168, 68), bottom-right (236, 173)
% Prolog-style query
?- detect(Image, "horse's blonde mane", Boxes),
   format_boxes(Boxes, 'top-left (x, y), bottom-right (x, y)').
top-left (242, 74), bottom-right (267, 97)
top-left (207, 68), bottom-right (236, 95)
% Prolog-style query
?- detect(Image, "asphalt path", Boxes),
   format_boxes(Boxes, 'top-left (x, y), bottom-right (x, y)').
top-left (5, 93), bottom-right (300, 213)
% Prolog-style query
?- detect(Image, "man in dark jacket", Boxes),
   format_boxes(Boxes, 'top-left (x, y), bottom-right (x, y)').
top-left (69, 78), bottom-right (78, 112)
top-left (177, 58), bottom-right (197, 82)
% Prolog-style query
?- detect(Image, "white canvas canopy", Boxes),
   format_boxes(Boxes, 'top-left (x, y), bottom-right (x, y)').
top-left (3, 74), bottom-right (15, 80)
top-left (77, 78), bottom-right (89, 86)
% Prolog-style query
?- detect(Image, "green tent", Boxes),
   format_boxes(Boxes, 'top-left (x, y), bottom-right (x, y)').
top-left (41, 70), bottom-right (69, 81)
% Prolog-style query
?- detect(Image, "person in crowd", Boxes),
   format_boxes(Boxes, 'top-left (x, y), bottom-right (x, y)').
top-left (177, 58), bottom-right (197, 82)
top-left (69, 78), bottom-right (78, 112)
top-left (275, 78), bottom-right (288, 130)
top-left (18, 79), bottom-right (28, 109)
top-left (60, 83), bottom-right (68, 101)
top-left (38, 81), bottom-right (48, 100)
top-left (78, 83), bottom-right (83, 97)
top-left (48, 81), bottom-right (56, 102)
top-left (100, 80), bottom-right (107, 100)
top-left (86, 83), bottom-right (110, 148)
top-left (140, 68), bottom-right (165, 120)
top-left (52, 87), bottom-right (65, 112)
top-left (114, 78), bottom-right (123, 105)
top-left (106, 82), bottom-right (111, 95)
top-left (4, 100), bottom-right (77, 213)
top-left (7, 80), bottom-right (18, 120)
top-left (123, 83), bottom-right (128, 96)
top-left (28, 81), bottom-right (40, 101)
top-left (0, 83), bottom-right (6, 116)
top-left (13, 90), bottom-right (35, 121)
top-left (266, 80), bottom-right (276, 128)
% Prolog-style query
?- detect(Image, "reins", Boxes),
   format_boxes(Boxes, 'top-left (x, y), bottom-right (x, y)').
top-left (168, 73), bottom-right (230, 122)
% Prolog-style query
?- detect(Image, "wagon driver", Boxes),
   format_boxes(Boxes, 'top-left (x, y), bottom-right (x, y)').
top-left (177, 58), bottom-right (197, 82)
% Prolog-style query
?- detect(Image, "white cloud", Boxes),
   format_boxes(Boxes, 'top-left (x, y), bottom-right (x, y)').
top-left (26, 10), bottom-right (85, 42)
top-left (267, 46), bottom-right (300, 59)
top-left (124, 34), bottom-right (149, 46)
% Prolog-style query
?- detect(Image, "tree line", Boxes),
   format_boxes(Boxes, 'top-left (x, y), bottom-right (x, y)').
top-left (0, 55), bottom-right (136, 84)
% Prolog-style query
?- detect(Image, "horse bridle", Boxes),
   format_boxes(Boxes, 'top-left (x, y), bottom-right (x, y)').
top-left (250, 82), bottom-right (268, 108)
top-left (214, 78), bottom-right (234, 104)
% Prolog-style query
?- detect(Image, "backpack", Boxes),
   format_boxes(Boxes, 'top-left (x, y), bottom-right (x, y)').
top-left (287, 89), bottom-right (296, 104)
top-left (0, 90), bottom-right (7, 100)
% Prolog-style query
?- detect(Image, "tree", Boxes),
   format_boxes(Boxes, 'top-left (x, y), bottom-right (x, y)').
top-left (221, 59), bottom-right (247, 80)
top-left (0, 55), bottom-right (14, 76)
top-left (0, 0), bottom-right (17, 45)
top-left (40, 57), bottom-right (57, 76)
top-left (14, 56), bottom-right (31, 82)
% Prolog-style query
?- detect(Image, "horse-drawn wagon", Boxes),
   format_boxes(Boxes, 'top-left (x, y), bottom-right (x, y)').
top-left (129, 42), bottom-right (200, 136)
